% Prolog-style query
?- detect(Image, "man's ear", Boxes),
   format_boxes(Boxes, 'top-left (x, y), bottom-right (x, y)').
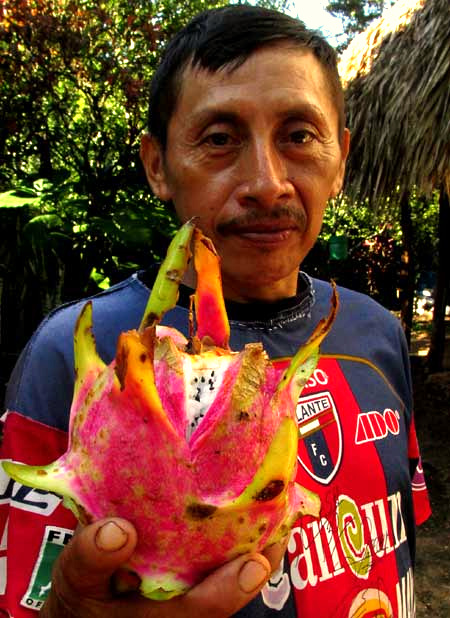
top-left (329, 128), bottom-right (351, 198)
top-left (140, 133), bottom-right (172, 201)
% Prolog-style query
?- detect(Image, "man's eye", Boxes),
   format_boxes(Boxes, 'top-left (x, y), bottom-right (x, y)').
top-left (290, 130), bottom-right (313, 144)
top-left (205, 132), bottom-right (233, 146)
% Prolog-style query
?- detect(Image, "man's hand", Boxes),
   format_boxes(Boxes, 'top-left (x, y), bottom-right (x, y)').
top-left (40, 518), bottom-right (287, 618)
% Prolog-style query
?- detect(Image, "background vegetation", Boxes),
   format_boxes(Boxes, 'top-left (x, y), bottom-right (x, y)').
top-left (326, 0), bottom-right (395, 50)
top-left (0, 0), bottom-right (441, 399)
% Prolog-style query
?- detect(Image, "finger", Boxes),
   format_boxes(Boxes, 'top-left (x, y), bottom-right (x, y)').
top-left (85, 552), bottom-right (272, 618)
top-left (262, 536), bottom-right (289, 574)
top-left (180, 552), bottom-right (271, 618)
top-left (54, 518), bottom-right (138, 601)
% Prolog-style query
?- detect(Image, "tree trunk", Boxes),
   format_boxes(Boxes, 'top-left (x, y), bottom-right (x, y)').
top-left (427, 188), bottom-right (450, 372)
top-left (399, 191), bottom-right (415, 348)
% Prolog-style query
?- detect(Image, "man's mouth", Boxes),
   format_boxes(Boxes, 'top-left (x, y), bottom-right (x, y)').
top-left (217, 209), bottom-right (306, 244)
top-left (228, 224), bottom-right (297, 243)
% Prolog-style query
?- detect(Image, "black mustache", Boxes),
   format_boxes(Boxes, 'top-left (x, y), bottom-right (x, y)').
top-left (217, 206), bottom-right (306, 235)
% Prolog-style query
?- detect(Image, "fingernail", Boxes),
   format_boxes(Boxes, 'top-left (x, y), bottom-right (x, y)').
top-left (238, 559), bottom-right (270, 593)
top-left (95, 521), bottom-right (128, 552)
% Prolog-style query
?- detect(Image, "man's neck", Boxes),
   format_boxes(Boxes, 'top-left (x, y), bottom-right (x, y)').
top-left (182, 262), bottom-right (300, 304)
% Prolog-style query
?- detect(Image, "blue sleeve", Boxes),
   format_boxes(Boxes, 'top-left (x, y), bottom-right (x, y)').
top-left (5, 303), bottom-right (82, 432)
top-left (4, 275), bottom-right (150, 432)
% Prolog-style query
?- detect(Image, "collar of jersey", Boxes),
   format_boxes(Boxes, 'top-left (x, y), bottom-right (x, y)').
top-left (138, 266), bottom-right (315, 327)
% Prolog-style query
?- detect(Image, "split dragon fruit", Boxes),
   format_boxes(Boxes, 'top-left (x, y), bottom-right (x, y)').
top-left (3, 221), bottom-right (338, 600)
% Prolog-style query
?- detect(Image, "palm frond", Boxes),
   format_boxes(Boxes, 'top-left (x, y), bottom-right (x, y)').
top-left (339, 0), bottom-right (450, 204)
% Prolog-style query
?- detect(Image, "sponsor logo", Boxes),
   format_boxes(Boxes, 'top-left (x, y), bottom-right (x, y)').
top-left (0, 463), bottom-right (61, 515)
top-left (396, 568), bottom-right (415, 618)
top-left (21, 526), bottom-right (73, 610)
top-left (296, 391), bottom-right (343, 484)
top-left (0, 519), bottom-right (8, 596)
top-left (348, 588), bottom-right (394, 617)
top-left (304, 368), bottom-right (329, 390)
top-left (355, 409), bottom-right (400, 445)
top-left (288, 490), bottom-right (408, 590)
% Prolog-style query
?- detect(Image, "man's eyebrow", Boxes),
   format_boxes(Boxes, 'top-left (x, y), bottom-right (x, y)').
top-left (279, 103), bottom-right (328, 126)
top-left (189, 102), bottom-right (330, 130)
top-left (191, 109), bottom-right (242, 127)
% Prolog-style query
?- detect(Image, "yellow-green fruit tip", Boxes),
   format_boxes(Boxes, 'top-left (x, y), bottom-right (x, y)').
top-left (140, 576), bottom-right (188, 600)
top-left (1, 460), bottom-right (68, 495)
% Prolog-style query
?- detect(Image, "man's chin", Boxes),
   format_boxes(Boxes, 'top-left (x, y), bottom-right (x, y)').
top-left (221, 264), bottom-right (301, 302)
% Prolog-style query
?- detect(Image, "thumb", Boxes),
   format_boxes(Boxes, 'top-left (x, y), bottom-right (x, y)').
top-left (54, 518), bottom-right (138, 600)
top-left (181, 552), bottom-right (271, 617)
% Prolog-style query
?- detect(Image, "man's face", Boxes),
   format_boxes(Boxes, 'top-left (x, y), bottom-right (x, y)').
top-left (141, 44), bottom-right (349, 301)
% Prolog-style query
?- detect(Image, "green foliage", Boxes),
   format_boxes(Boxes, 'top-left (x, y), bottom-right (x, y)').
top-left (409, 192), bottom-right (440, 274)
top-left (302, 196), bottom-right (399, 306)
top-left (0, 0), bottom-right (290, 373)
top-left (325, 0), bottom-right (394, 50)
top-left (302, 192), bottom-right (439, 309)
top-left (1, 0), bottom-right (200, 278)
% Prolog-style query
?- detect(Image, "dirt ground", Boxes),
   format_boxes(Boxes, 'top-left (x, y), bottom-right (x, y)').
top-left (410, 322), bottom-right (450, 616)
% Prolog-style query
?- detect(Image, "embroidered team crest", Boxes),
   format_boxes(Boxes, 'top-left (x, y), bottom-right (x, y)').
top-left (296, 390), bottom-right (342, 484)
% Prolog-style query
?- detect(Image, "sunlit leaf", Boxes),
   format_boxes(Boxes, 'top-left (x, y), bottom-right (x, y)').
top-left (0, 191), bottom-right (40, 208)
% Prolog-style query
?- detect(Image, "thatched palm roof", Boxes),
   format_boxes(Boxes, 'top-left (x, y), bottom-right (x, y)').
top-left (338, 0), bottom-right (450, 203)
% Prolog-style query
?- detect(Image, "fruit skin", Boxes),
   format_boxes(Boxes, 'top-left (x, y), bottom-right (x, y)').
top-left (2, 221), bottom-right (338, 600)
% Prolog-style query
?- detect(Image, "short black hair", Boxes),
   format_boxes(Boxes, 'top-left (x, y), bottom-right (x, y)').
top-left (148, 5), bottom-right (345, 148)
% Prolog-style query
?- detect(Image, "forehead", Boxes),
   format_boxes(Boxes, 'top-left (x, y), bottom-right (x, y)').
top-left (173, 44), bottom-right (340, 128)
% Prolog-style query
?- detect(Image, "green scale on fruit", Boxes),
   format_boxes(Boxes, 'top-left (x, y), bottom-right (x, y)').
top-left (3, 220), bottom-right (339, 600)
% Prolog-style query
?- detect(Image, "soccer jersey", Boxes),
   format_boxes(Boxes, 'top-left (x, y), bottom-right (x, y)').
top-left (0, 272), bottom-right (430, 617)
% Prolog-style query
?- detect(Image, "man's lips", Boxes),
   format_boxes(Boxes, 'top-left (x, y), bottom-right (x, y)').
top-left (227, 224), bottom-right (298, 243)
top-left (217, 206), bottom-right (307, 241)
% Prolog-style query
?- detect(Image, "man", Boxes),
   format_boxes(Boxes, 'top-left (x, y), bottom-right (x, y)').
top-left (0, 5), bottom-right (429, 617)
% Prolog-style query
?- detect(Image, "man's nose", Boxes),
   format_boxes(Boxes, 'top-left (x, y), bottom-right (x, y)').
top-left (235, 140), bottom-right (294, 208)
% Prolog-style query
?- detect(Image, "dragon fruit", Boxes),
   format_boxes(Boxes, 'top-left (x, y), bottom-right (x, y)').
top-left (3, 220), bottom-right (338, 600)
